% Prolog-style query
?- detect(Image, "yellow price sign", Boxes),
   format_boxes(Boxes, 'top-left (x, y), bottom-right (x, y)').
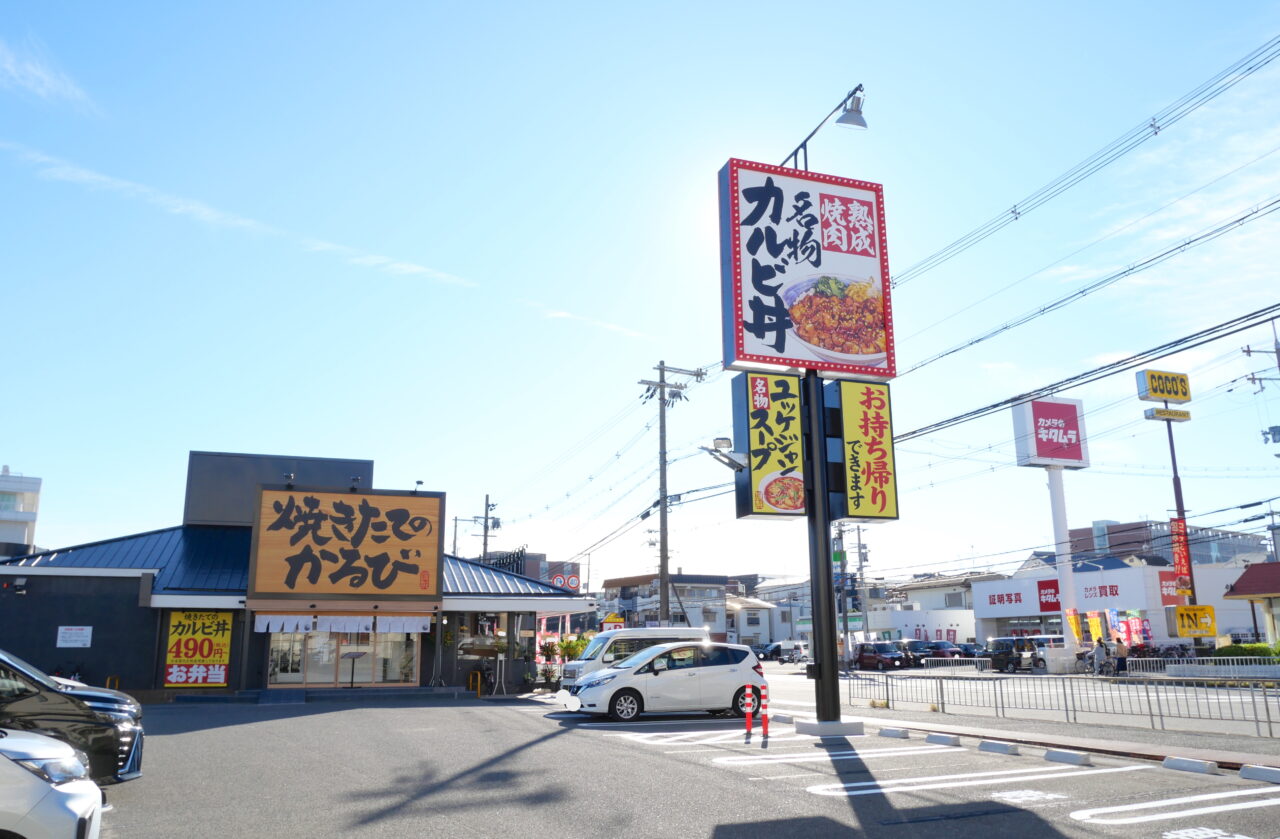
top-left (1174, 605), bottom-right (1216, 637)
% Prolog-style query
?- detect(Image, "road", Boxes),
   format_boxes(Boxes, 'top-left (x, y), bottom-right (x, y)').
top-left (97, 680), bottom-right (1280, 838)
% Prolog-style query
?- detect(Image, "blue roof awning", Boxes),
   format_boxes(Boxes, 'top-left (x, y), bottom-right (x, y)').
top-left (3, 525), bottom-right (581, 599)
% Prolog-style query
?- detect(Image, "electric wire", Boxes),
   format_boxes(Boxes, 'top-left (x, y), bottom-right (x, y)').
top-left (891, 34), bottom-right (1280, 287)
top-left (902, 194), bottom-right (1280, 375)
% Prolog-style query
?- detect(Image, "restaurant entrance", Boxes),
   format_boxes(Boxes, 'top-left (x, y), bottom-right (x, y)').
top-left (267, 630), bottom-right (420, 687)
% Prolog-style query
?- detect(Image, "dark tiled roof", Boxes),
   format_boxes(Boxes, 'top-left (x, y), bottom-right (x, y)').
top-left (1225, 562), bottom-right (1280, 598)
top-left (3, 526), bottom-right (249, 595)
top-left (3, 526), bottom-right (575, 598)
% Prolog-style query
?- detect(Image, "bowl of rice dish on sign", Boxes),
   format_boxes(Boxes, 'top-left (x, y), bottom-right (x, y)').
top-left (758, 471), bottom-right (805, 512)
top-left (781, 274), bottom-right (888, 367)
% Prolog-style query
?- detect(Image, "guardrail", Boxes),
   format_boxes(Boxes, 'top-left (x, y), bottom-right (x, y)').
top-left (921, 657), bottom-right (991, 672)
top-left (846, 671), bottom-right (1279, 738)
top-left (1127, 656), bottom-right (1280, 677)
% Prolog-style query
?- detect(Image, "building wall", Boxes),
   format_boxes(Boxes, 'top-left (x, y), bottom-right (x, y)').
top-left (0, 574), bottom-right (167, 690)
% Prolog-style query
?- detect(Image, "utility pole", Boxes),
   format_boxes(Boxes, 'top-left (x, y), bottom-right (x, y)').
top-left (481, 495), bottom-right (498, 560)
top-left (857, 526), bottom-right (870, 647)
top-left (639, 361), bottom-right (705, 624)
top-left (835, 523), bottom-right (848, 668)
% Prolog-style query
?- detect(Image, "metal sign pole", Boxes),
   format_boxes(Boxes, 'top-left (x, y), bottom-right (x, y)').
top-left (803, 369), bottom-right (840, 721)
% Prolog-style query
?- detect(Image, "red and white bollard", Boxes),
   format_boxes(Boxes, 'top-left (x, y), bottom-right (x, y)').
top-left (760, 684), bottom-right (769, 738)
top-left (743, 684), bottom-right (754, 733)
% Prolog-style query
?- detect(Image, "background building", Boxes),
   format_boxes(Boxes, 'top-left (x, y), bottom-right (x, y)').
top-left (0, 465), bottom-right (40, 559)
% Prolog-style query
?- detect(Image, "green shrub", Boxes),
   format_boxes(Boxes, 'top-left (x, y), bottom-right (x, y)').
top-left (1212, 643), bottom-right (1274, 658)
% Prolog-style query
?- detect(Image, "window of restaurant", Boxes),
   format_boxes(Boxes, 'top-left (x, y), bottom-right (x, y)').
top-left (266, 625), bottom-right (421, 687)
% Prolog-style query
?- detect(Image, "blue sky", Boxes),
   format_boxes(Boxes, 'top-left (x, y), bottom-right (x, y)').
top-left (5, 3), bottom-right (1280, 588)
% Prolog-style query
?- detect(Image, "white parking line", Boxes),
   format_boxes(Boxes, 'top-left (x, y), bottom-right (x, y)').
top-left (1069, 786), bottom-right (1280, 825)
top-left (807, 764), bottom-right (1149, 797)
top-left (715, 745), bottom-right (963, 766)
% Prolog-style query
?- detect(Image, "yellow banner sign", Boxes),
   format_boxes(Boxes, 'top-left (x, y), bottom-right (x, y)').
top-left (840, 381), bottom-right (898, 520)
top-left (1175, 605), bottom-right (1217, 637)
top-left (1137, 369), bottom-right (1191, 403)
top-left (733, 373), bottom-right (806, 517)
top-left (164, 610), bottom-right (233, 687)
top-left (1144, 408), bottom-right (1191, 422)
top-left (251, 489), bottom-right (444, 600)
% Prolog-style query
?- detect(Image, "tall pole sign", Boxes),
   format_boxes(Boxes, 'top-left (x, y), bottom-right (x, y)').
top-left (1137, 369), bottom-right (1197, 604)
top-left (1012, 397), bottom-right (1090, 641)
top-left (719, 157), bottom-right (895, 724)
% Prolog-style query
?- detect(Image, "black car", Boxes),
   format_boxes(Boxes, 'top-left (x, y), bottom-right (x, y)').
top-left (956, 643), bottom-right (986, 658)
top-left (902, 639), bottom-right (933, 665)
top-left (0, 648), bottom-right (143, 784)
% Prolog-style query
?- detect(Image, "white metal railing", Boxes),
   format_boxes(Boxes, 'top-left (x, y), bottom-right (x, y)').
top-left (921, 657), bottom-right (991, 672)
top-left (1127, 656), bottom-right (1280, 676)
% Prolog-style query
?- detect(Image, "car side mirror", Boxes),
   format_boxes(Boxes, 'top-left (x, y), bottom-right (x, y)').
top-left (653, 658), bottom-right (668, 673)
top-left (603, 653), bottom-right (615, 663)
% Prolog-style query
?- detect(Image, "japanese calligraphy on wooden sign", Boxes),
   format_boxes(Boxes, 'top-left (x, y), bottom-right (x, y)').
top-left (838, 381), bottom-right (898, 520)
top-left (719, 159), bottom-right (895, 380)
top-left (164, 610), bottom-right (232, 687)
top-left (1012, 397), bottom-right (1090, 469)
top-left (732, 372), bottom-right (805, 518)
top-left (250, 488), bottom-right (444, 601)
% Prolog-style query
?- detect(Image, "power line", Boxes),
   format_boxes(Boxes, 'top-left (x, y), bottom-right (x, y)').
top-left (897, 303), bottom-right (1280, 442)
top-left (891, 34), bottom-right (1280, 287)
top-left (902, 194), bottom-right (1280, 374)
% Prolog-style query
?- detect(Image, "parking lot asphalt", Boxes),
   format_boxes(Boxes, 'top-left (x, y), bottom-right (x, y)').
top-left (101, 691), bottom-right (1280, 838)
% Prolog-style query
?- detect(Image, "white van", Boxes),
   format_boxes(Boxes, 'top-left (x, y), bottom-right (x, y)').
top-left (559, 627), bottom-right (710, 688)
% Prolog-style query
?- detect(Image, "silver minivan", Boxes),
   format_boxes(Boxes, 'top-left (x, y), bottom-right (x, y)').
top-left (559, 627), bottom-right (710, 688)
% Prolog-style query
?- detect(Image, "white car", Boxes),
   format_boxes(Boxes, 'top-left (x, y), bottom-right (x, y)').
top-left (0, 728), bottom-right (103, 839)
top-left (561, 641), bottom-right (766, 721)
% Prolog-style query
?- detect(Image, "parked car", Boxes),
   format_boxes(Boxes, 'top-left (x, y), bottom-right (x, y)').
top-left (925, 641), bottom-right (963, 658)
top-left (781, 641), bottom-right (810, 663)
top-left (564, 642), bottom-right (766, 721)
top-left (560, 627), bottom-right (710, 689)
top-left (0, 728), bottom-right (104, 839)
top-left (758, 642), bottom-right (783, 661)
top-left (956, 643), bottom-right (987, 658)
top-left (902, 639), bottom-right (934, 665)
top-left (1025, 634), bottom-right (1068, 670)
top-left (0, 648), bottom-right (143, 784)
top-left (987, 636), bottom-right (1037, 673)
top-left (855, 642), bottom-right (907, 670)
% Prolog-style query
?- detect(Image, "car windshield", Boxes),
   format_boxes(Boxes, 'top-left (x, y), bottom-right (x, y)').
top-left (0, 649), bottom-right (60, 691)
top-left (873, 643), bottom-right (897, 653)
top-left (611, 647), bottom-right (661, 670)
top-left (906, 641), bottom-right (930, 650)
top-left (931, 641), bottom-right (957, 649)
top-left (578, 636), bottom-right (607, 661)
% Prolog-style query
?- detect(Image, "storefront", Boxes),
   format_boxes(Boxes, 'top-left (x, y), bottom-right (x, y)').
top-left (0, 451), bottom-right (594, 697)
top-left (973, 563), bottom-right (1257, 646)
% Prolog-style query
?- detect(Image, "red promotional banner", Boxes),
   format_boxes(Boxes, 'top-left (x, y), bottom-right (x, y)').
top-left (1036, 579), bottom-right (1060, 613)
top-left (1158, 570), bottom-right (1182, 606)
top-left (1170, 517), bottom-right (1193, 596)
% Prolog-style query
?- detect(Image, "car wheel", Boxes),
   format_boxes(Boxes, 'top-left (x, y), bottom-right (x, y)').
top-left (1004, 661), bottom-right (1018, 674)
top-left (877, 661), bottom-right (886, 671)
top-left (608, 689), bottom-right (642, 722)
top-left (1034, 658), bottom-right (1046, 670)
top-left (732, 686), bottom-right (762, 717)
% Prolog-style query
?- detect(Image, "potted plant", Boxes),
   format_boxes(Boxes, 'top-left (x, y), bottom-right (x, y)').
top-left (540, 664), bottom-right (559, 691)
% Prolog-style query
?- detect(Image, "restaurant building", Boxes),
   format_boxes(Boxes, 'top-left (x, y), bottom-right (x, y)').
top-left (0, 451), bottom-right (593, 697)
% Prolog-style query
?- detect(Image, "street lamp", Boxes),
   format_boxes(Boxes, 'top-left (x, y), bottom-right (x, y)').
top-left (781, 85), bottom-right (867, 170)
